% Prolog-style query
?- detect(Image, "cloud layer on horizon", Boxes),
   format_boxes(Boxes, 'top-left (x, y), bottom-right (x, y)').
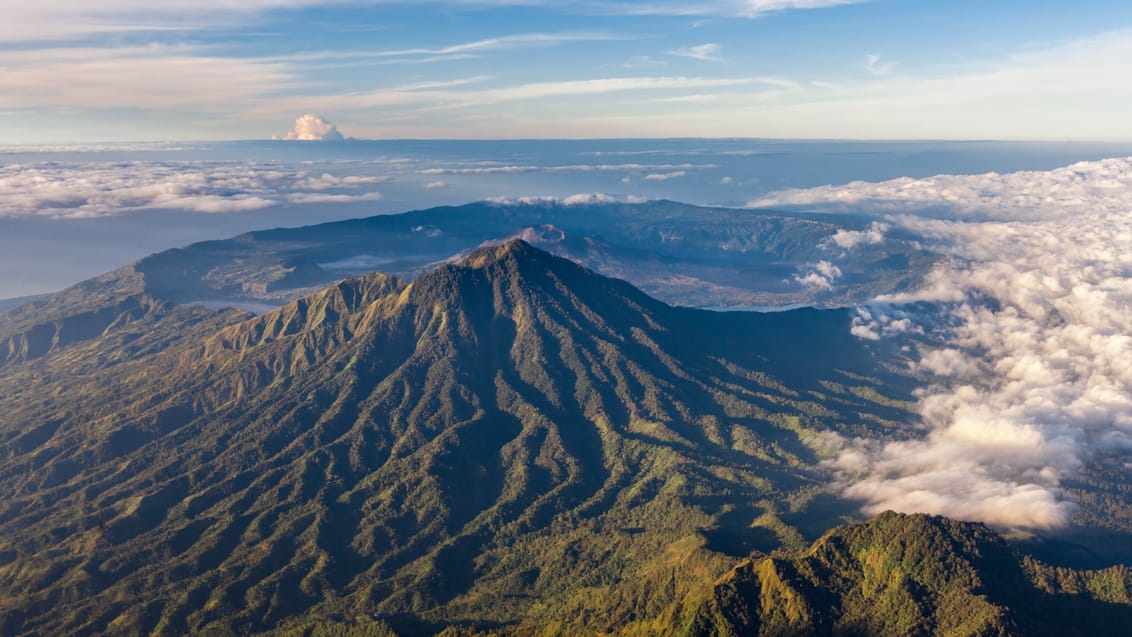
top-left (0, 161), bottom-right (385, 217)
top-left (418, 162), bottom-right (715, 175)
top-left (760, 157), bottom-right (1132, 530)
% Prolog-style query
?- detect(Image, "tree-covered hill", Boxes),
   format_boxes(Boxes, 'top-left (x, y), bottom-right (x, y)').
top-left (677, 511), bottom-right (1132, 637)
top-left (0, 240), bottom-right (917, 636)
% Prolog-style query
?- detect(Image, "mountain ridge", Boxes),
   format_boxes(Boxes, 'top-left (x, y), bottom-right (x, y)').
top-left (0, 199), bottom-right (934, 368)
top-left (678, 511), bottom-right (1132, 636)
top-left (0, 239), bottom-right (918, 636)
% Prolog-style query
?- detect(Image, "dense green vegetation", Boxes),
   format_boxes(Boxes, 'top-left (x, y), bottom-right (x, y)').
top-left (679, 511), bottom-right (1132, 636)
top-left (6, 239), bottom-right (1132, 636)
top-left (0, 241), bottom-right (918, 635)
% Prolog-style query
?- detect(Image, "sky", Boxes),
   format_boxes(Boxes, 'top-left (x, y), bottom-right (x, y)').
top-left (4, 0), bottom-right (1132, 143)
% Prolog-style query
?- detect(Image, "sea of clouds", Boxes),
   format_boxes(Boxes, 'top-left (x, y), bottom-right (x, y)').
top-left (0, 160), bottom-right (389, 217)
top-left (755, 157), bottom-right (1132, 530)
top-left (0, 150), bottom-right (718, 219)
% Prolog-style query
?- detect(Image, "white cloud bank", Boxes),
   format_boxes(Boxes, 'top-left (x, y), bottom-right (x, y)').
top-left (0, 161), bottom-right (386, 217)
top-left (826, 221), bottom-right (889, 249)
top-left (275, 114), bottom-right (346, 141)
top-left (759, 157), bottom-right (1132, 530)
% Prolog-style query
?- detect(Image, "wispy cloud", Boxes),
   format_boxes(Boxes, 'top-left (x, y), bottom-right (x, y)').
top-left (419, 162), bottom-right (715, 175)
top-left (372, 31), bottom-right (627, 58)
top-left (669, 43), bottom-right (725, 62)
top-left (433, 76), bottom-right (770, 108)
top-left (393, 76), bottom-right (495, 91)
top-left (486, 193), bottom-right (651, 206)
top-left (565, 29), bottom-right (1132, 140)
top-left (641, 170), bottom-right (687, 180)
top-left (1, 1), bottom-right (331, 42)
top-left (0, 45), bottom-right (291, 110)
top-left (864, 53), bottom-right (894, 76)
top-left (620, 55), bottom-right (668, 69)
top-left (582, 0), bottom-right (872, 18)
top-left (7, 6), bottom-right (1129, 140)
top-left (258, 75), bottom-right (773, 123)
top-left (284, 191), bottom-right (383, 204)
top-left (647, 93), bottom-right (724, 103)
top-left (272, 32), bottom-right (632, 66)
top-left (1, 1), bottom-right (870, 43)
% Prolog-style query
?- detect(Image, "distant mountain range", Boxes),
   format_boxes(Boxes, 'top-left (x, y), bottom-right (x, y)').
top-left (131, 200), bottom-right (931, 310)
top-left (1, 200), bottom-right (932, 371)
top-left (0, 295), bottom-right (45, 313)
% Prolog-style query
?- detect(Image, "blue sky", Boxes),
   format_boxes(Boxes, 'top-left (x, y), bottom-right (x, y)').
top-left (3, 0), bottom-right (1132, 142)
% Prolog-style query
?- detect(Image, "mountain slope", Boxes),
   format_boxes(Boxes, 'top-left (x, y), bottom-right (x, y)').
top-left (677, 511), bottom-right (1132, 637)
top-left (0, 241), bottom-right (917, 636)
top-left (0, 265), bottom-right (251, 371)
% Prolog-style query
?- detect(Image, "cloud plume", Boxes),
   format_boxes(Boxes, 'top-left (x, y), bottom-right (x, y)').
top-left (275, 114), bottom-right (345, 141)
top-left (762, 157), bottom-right (1132, 530)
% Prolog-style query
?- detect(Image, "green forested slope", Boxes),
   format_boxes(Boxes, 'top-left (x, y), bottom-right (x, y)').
top-left (0, 241), bottom-right (915, 636)
top-left (679, 511), bottom-right (1132, 637)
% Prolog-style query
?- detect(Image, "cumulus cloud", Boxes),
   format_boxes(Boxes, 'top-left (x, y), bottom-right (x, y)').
top-left (0, 161), bottom-right (388, 217)
top-left (773, 157), bottom-right (1132, 530)
top-left (826, 221), bottom-right (889, 249)
top-left (848, 305), bottom-right (921, 341)
top-left (794, 260), bottom-right (841, 290)
top-left (275, 114), bottom-right (346, 141)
